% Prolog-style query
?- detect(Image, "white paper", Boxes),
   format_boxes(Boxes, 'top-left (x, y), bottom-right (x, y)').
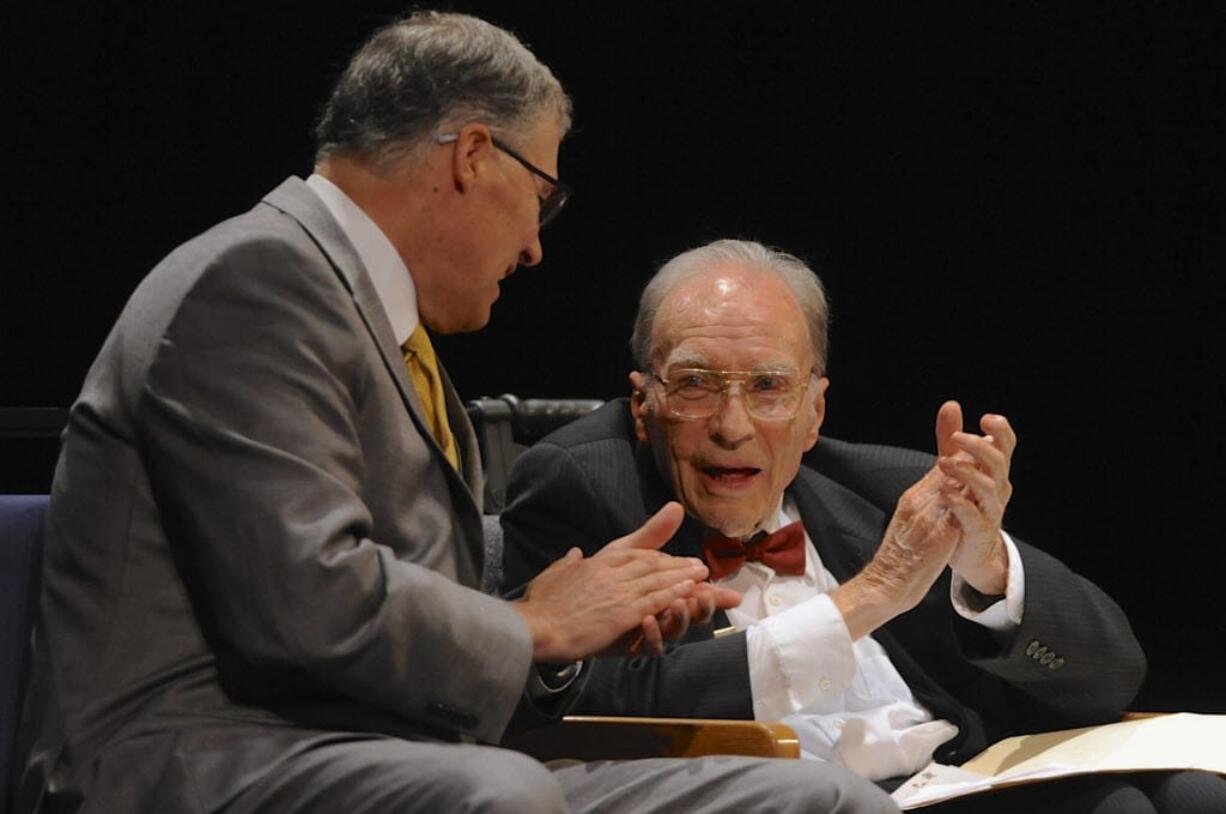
top-left (891, 713), bottom-right (1226, 810)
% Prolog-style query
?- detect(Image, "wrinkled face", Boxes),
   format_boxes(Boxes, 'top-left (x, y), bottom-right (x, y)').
top-left (420, 117), bottom-right (561, 333)
top-left (631, 265), bottom-right (829, 538)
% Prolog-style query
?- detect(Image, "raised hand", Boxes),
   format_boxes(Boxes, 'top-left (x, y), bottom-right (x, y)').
top-left (831, 462), bottom-right (962, 640)
top-left (934, 400), bottom-right (1016, 596)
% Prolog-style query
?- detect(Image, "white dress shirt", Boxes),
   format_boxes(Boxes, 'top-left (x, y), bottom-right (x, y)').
top-left (305, 173), bottom-right (418, 345)
top-left (725, 500), bottom-right (1025, 780)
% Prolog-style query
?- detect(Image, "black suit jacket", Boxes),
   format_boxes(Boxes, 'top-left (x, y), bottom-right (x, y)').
top-left (500, 399), bottom-right (1146, 765)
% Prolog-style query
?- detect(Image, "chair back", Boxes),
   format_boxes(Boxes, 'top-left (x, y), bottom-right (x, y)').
top-left (0, 495), bottom-right (47, 811)
top-left (466, 395), bottom-right (603, 513)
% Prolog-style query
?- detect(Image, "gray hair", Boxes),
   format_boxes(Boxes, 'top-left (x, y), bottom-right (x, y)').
top-left (314, 11), bottom-right (572, 168)
top-left (630, 239), bottom-right (830, 374)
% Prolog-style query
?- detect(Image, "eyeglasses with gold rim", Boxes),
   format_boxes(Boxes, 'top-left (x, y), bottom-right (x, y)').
top-left (647, 367), bottom-right (814, 421)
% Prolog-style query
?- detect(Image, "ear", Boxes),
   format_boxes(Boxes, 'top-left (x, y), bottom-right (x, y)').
top-left (628, 371), bottom-right (651, 444)
top-left (802, 376), bottom-right (830, 451)
top-left (447, 122), bottom-right (497, 193)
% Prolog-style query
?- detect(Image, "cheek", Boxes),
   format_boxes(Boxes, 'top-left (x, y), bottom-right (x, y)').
top-left (766, 428), bottom-right (808, 487)
top-left (657, 427), bottom-right (702, 488)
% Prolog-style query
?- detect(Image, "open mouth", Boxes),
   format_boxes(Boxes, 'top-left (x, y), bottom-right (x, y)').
top-left (701, 466), bottom-right (761, 482)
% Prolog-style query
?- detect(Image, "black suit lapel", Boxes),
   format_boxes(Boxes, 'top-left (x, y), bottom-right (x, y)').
top-left (789, 467), bottom-right (880, 583)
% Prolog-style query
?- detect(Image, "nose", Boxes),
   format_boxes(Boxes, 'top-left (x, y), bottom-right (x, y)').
top-left (519, 231), bottom-right (544, 267)
top-left (708, 385), bottom-right (755, 448)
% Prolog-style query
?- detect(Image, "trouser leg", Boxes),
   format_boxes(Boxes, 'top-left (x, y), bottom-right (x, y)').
top-left (1136, 770), bottom-right (1226, 814)
top-left (226, 736), bottom-right (568, 814)
top-left (552, 755), bottom-right (900, 813)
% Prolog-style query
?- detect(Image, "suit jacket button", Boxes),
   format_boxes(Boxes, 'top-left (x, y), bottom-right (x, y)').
top-left (1025, 639), bottom-right (1040, 657)
top-left (1049, 656), bottom-right (1065, 670)
top-left (1040, 651), bottom-right (1056, 666)
top-left (1033, 645), bottom-right (1048, 660)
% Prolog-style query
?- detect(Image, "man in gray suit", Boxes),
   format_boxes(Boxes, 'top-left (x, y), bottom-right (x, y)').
top-left (17, 11), bottom-right (899, 814)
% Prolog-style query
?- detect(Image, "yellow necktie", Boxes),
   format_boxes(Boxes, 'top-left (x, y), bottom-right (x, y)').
top-left (403, 324), bottom-right (460, 471)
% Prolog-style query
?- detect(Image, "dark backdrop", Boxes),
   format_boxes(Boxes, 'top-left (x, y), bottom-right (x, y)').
top-left (6, 3), bottom-right (1223, 713)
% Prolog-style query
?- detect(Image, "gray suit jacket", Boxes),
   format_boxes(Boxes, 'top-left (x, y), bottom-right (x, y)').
top-left (19, 178), bottom-right (535, 812)
top-left (500, 399), bottom-right (1147, 766)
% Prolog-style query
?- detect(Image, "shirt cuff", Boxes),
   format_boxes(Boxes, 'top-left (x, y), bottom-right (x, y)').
top-left (525, 660), bottom-right (584, 701)
top-left (950, 530), bottom-right (1025, 631)
top-left (745, 593), bottom-right (857, 721)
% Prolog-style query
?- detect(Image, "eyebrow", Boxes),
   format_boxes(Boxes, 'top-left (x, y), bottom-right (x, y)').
top-left (663, 354), bottom-right (712, 370)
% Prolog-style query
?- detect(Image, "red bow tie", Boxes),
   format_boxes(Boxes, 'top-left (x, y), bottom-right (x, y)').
top-left (702, 521), bottom-right (807, 581)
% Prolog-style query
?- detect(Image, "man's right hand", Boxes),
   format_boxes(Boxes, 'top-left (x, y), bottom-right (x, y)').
top-left (830, 409), bottom-right (964, 640)
top-left (512, 502), bottom-right (738, 662)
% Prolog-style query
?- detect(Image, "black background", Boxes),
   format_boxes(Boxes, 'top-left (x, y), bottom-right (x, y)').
top-left (6, 3), bottom-right (1224, 712)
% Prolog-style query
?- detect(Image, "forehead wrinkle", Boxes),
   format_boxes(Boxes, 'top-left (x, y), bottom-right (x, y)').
top-left (651, 263), bottom-right (811, 370)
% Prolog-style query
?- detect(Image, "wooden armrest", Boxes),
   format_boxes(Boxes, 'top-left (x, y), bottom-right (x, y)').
top-left (1121, 711), bottom-right (1169, 721)
top-left (505, 715), bottom-right (800, 761)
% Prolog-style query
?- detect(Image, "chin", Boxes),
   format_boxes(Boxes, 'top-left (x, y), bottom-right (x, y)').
top-left (693, 507), bottom-right (760, 539)
top-left (452, 305), bottom-right (494, 334)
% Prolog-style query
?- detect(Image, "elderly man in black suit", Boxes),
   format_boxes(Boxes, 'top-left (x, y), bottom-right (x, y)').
top-left (501, 238), bottom-right (1225, 813)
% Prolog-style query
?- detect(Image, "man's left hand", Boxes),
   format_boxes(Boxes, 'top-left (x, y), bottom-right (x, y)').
top-left (935, 400), bottom-right (1016, 596)
top-left (632, 583), bottom-right (741, 656)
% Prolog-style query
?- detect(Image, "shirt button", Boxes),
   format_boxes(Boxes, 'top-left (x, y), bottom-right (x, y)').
top-left (819, 676), bottom-right (833, 691)
top-left (768, 596), bottom-right (782, 608)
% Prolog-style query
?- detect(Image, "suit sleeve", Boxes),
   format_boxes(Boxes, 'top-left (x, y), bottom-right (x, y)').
top-left (945, 536), bottom-right (1146, 730)
top-left (137, 237), bottom-right (532, 743)
top-left (502, 437), bottom-right (755, 718)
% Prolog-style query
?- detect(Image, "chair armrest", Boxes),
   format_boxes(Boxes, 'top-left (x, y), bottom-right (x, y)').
top-left (506, 715), bottom-right (800, 761)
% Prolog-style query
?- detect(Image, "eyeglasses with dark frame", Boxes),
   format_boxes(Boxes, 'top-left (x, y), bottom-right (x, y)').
top-left (647, 367), bottom-right (815, 422)
top-left (436, 132), bottom-right (571, 227)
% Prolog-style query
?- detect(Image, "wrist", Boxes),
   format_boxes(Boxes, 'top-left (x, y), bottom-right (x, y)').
top-left (830, 576), bottom-right (901, 641)
top-left (511, 599), bottom-right (566, 662)
top-left (956, 536), bottom-right (1008, 597)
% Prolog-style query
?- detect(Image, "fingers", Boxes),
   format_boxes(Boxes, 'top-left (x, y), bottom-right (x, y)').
top-left (607, 501), bottom-right (685, 551)
top-left (935, 400), bottom-right (964, 459)
top-left (980, 413), bottom-right (1018, 458)
top-left (939, 477), bottom-right (993, 535)
top-left (657, 598), bottom-right (692, 642)
top-left (639, 614), bottom-right (664, 656)
top-left (628, 558), bottom-right (709, 601)
top-left (707, 584), bottom-right (742, 610)
top-left (682, 585), bottom-right (721, 627)
top-left (632, 579), bottom-right (699, 622)
top-left (949, 432), bottom-right (1007, 478)
top-left (938, 454), bottom-right (1001, 510)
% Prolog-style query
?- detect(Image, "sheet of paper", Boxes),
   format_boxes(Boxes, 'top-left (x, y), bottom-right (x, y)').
top-left (892, 713), bottom-right (1226, 810)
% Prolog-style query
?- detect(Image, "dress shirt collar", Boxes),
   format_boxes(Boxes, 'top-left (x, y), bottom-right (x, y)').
top-left (305, 173), bottom-right (418, 345)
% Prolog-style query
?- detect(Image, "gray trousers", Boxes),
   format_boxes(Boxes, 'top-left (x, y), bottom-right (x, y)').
top-left (224, 737), bottom-right (899, 814)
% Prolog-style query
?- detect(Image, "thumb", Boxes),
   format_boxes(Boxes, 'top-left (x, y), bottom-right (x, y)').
top-left (935, 400), bottom-right (963, 459)
top-left (608, 501), bottom-right (685, 551)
